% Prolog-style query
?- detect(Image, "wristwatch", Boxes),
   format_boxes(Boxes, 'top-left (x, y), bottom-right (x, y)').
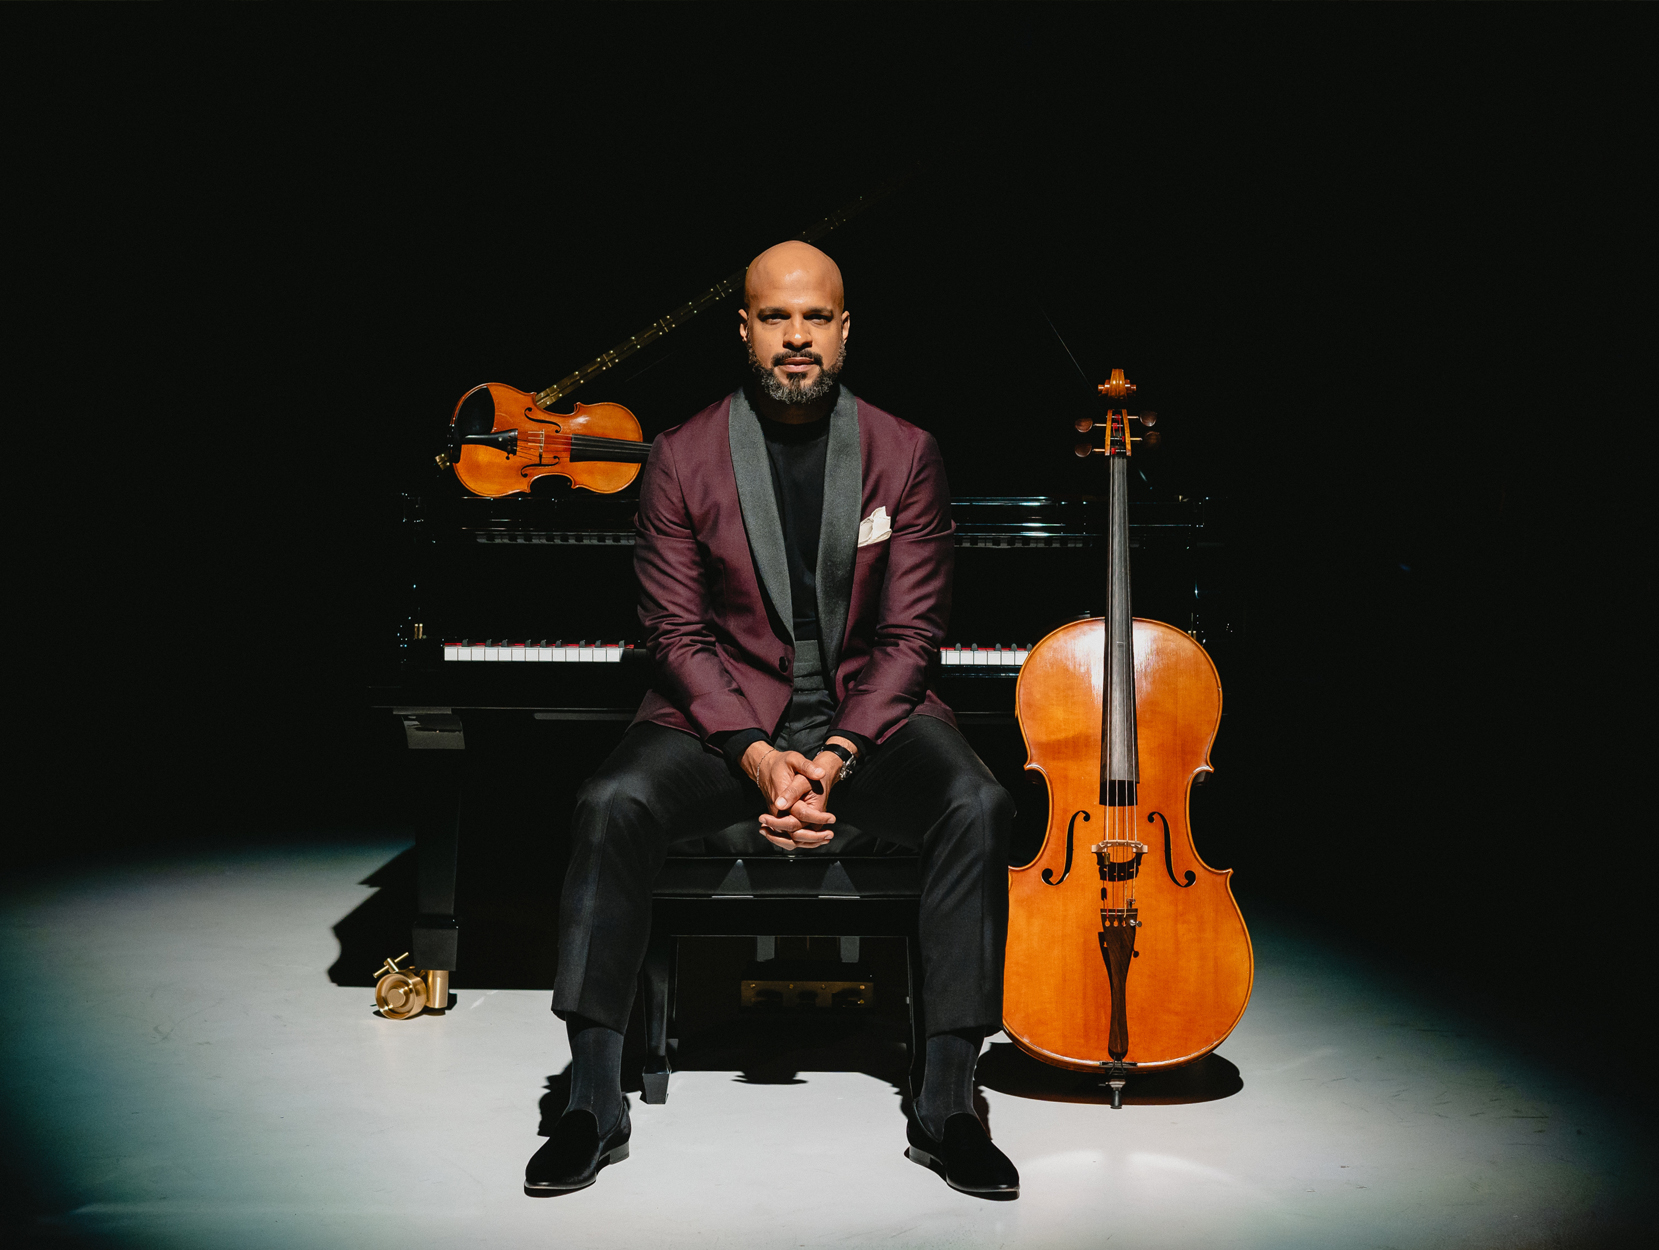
top-left (820, 741), bottom-right (859, 782)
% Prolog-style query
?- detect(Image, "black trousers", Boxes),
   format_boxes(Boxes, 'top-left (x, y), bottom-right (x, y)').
top-left (553, 697), bottom-right (1013, 1037)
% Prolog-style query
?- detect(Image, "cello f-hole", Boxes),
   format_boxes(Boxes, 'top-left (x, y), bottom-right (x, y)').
top-left (1043, 810), bottom-right (1090, 886)
top-left (1149, 810), bottom-right (1195, 888)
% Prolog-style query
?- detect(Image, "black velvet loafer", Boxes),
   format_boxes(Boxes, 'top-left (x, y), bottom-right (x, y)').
top-left (906, 1112), bottom-right (1020, 1198)
top-left (524, 1107), bottom-right (631, 1195)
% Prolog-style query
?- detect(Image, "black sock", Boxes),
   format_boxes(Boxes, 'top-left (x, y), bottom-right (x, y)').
top-left (915, 1028), bottom-right (984, 1139)
top-left (564, 1016), bottom-right (626, 1134)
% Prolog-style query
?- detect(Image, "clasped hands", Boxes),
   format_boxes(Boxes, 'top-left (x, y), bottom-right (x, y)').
top-left (742, 738), bottom-right (855, 852)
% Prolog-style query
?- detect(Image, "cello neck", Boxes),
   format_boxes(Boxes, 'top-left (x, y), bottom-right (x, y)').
top-left (1101, 410), bottom-right (1140, 805)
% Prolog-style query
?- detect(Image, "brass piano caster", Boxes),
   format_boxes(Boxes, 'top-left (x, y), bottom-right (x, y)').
top-left (374, 954), bottom-right (451, 1019)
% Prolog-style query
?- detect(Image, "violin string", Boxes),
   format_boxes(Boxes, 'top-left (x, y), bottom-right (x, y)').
top-left (485, 435), bottom-right (641, 450)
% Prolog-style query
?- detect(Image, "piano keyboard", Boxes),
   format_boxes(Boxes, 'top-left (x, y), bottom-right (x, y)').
top-left (441, 641), bottom-right (1034, 667)
top-left (940, 644), bottom-right (1031, 668)
top-left (444, 641), bottom-right (631, 663)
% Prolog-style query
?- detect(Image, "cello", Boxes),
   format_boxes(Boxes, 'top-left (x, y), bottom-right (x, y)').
top-left (1002, 369), bottom-right (1252, 1107)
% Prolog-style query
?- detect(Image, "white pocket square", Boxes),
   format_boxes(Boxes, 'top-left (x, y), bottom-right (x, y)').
top-left (857, 506), bottom-right (892, 547)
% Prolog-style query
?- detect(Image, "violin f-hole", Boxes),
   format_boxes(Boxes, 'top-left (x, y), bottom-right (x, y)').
top-left (1044, 810), bottom-right (1090, 886)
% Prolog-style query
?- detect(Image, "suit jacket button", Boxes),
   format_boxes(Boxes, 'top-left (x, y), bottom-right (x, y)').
top-left (779, 655), bottom-right (791, 673)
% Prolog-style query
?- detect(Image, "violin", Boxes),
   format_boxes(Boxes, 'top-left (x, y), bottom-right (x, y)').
top-left (442, 382), bottom-right (648, 498)
top-left (1002, 369), bottom-right (1253, 1107)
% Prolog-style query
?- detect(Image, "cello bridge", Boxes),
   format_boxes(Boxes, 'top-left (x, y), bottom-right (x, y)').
top-left (1090, 839), bottom-right (1147, 883)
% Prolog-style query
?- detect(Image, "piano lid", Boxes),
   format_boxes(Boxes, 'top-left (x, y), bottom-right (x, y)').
top-left (412, 493), bottom-right (1208, 548)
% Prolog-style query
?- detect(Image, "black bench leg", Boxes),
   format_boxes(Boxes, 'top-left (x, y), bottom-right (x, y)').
top-left (639, 930), bottom-right (675, 1104)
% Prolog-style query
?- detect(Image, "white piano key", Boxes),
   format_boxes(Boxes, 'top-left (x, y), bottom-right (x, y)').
top-left (469, 645), bottom-right (484, 662)
top-left (971, 647), bottom-right (988, 666)
top-left (444, 645), bottom-right (460, 662)
top-left (941, 648), bottom-right (958, 665)
top-left (605, 645), bottom-right (622, 662)
top-left (552, 643), bottom-right (568, 661)
top-left (1015, 648), bottom-right (1029, 666)
top-left (536, 645), bottom-right (554, 662)
top-left (484, 645), bottom-right (500, 661)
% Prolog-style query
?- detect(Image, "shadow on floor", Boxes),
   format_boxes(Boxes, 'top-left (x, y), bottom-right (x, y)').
top-left (976, 1041), bottom-right (1242, 1106)
top-left (328, 848), bottom-right (417, 987)
top-left (328, 846), bottom-right (561, 990)
top-left (674, 1015), bottom-right (912, 1090)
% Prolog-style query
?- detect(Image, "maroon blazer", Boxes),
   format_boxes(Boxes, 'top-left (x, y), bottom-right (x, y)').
top-left (630, 388), bottom-right (956, 747)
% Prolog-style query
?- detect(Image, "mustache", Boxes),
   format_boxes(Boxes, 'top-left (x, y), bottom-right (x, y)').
top-left (770, 350), bottom-right (825, 368)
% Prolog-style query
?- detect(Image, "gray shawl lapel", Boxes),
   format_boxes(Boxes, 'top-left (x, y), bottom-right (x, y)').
top-left (815, 387), bottom-right (862, 676)
top-left (727, 387), bottom-right (862, 672)
top-left (728, 388), bottom-right (793, 637)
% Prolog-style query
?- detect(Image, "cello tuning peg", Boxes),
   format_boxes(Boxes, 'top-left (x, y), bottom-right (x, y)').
top-left (1074, 441), bottom-right (1097, 459)
top-left (1138, 411), bottom-right (1157, 427)
top-left (1074, 416), bottom-right (1095, 433)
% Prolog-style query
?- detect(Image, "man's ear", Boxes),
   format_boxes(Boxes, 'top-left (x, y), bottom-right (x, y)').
top-left (841, 310), bottom-right (851, 343)
top-left (737, 307), bottom-right (750, 344)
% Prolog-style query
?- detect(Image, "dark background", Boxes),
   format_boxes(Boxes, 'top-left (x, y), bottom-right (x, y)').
top-left (12, 9), bottom-right (1649, 1094)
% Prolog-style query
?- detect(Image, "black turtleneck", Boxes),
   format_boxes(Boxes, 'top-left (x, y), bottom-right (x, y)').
top-left (759, 410), bottom-right (831, 641)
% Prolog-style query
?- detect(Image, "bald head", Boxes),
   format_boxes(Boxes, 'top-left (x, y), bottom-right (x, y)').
top-left (738, 240), bottom-right (851, 418)
top-left (743, 240), bottom-right (845, 312)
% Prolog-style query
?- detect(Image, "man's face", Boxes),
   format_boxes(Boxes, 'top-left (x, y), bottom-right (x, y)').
top-left (739, 257), bottom-right (850, 405)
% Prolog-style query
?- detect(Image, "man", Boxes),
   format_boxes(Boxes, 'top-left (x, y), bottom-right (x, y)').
top-left (527, 241), bottom-right (1018, 1198)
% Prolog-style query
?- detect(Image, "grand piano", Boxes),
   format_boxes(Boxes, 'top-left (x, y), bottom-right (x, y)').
top-left (367, 476), bottom-right (1234, 1009)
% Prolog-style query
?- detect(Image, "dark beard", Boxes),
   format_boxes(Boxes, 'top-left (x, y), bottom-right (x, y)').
top-left (747, 340), bottom-right (848, 408)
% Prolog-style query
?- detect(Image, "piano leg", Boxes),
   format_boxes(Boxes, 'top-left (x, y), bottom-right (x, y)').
top-left (398, 710), bottom-right (464, 1014)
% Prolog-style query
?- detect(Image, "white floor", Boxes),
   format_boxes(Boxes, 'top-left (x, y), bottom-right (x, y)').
top-left (2, 841), bottom-right (1650, 1249)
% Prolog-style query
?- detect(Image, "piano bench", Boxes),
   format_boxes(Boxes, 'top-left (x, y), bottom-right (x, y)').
top-left (636, 818), bottom-right (924, 1105)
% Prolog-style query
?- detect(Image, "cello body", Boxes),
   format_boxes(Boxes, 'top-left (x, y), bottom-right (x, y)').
top-left (1004, 616), bottom-right (1252, 1073)
top-left (447, 382), bottom-right (647, 498)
